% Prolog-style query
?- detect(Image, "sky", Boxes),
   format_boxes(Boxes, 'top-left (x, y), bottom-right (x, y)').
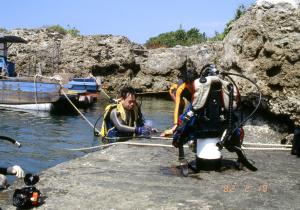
top-left (1, 0), bottom-right (256, 44)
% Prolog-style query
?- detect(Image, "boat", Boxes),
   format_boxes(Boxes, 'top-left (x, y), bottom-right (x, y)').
top-left (0, 35), bottom-right (62, 112)
top-left (64, 77), bottom-right (100, 108)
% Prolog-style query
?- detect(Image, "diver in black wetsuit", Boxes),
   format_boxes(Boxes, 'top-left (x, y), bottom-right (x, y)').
top-left (100, 86), bottom-right (155, 138)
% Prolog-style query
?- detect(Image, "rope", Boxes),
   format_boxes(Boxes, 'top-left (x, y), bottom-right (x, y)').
top-left (33, 74), bottom-right (40, 111)
top-left (99, 88), bottom-right (119, 104)
top-left (65, 139), bottom-right (292, 152)
top-left (33, 74), bottom-right (65, 111)
top-left (64, 141), bottom-right (182, 151)
top-left (32, 74), bottom-right (101, 134)
top-left (102, 135), bottom-right (169, 141)
top-left (60, 88), bottom-right (100, 134)
top-left (100, 89), bottom-right (112, 100)
top-left (242, 142), bottom-right (292, 147)
top-left (4, 73), bottom-right (100, 135)
top-left (37, 74), bottom-right (102, 134)
top-left (242, 147), bottom-right (291, 151)
top-left (149, 136), bottom-right (293, 148)
top-left (150, 136), bottom-right (172, 140)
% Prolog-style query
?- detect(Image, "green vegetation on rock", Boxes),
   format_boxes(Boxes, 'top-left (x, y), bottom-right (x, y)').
top-left (47, 24), bottom-right (81, 37)
top-left (0, 27), bottom-right (8, 33)
top-left (212, 5), bottom-right (247, 41)
top-left (145, 27), bottom-right (207, 48)
top-left (145, 5), bottom-right (247, 48)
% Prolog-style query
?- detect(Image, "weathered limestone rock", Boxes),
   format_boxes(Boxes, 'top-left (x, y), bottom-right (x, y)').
top-left (2, 0), bottom-right (300, 126)
top-left (256, 0), bottom-right (300, 8)
top-left (221, 2), bottom-right (300, 126)
top-left (132, 43), bottom-right (223, 92)
top-left (8, 29), bottom-right (137, 78)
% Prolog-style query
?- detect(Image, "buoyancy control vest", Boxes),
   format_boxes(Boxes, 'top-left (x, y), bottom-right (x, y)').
top-left (100, 102), bottom-right (141, 138)
top-left (191, 75), bottom-right (240, 137)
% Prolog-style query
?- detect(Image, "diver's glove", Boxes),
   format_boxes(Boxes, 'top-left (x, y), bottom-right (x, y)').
top-left (0, 174), bottom-right (8, 189)
top-left (185, 110), bottom-right (194, 121)
top-left (135, 126), bottom-right (152, 137)
top-left (7, 165), bottom-right (25, 178)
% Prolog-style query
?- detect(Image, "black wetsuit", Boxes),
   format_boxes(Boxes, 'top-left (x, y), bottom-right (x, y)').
top-left (109, 108), bottom-right (137, 134)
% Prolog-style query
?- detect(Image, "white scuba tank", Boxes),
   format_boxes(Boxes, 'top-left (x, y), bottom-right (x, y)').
top-left (196, 138), bottom-right (221, 159)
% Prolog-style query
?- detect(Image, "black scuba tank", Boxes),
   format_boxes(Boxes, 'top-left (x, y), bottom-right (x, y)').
top-left (195, 81), bottom-right (225, 137)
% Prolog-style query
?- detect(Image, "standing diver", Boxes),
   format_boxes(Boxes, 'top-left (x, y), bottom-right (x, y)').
top-left (100, 86), bottom-right (155, 140)
top-left (172, 64), bottom-right (258, 173)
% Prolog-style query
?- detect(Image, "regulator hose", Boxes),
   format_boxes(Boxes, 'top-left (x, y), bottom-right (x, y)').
top-left (220, 71), bottom-right (262, 127)
top-left (216, 72), bottom-right (260, 171)
top-left (0, 135), bottom-right (21, 147)
top-left (93, 89), bottom-right (116, 137)
top-left (93, 114), bottom-right (103, 136)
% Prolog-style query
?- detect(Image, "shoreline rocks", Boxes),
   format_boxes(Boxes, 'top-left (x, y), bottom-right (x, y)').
top-left (2, 1), bottom-right (299, 126)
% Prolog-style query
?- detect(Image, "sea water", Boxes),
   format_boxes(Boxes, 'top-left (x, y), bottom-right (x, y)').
top-left (0, 97), bottom-right (173, 184)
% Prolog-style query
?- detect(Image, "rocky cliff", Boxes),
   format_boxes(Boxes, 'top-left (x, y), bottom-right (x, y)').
top-left (221, 0), bottom-right (300, 126)
top-left (3, 0), bottom-right (300, 126)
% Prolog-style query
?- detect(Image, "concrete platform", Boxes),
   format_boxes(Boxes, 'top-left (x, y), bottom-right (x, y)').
top-left (1, 138), bottom-right (299, 210)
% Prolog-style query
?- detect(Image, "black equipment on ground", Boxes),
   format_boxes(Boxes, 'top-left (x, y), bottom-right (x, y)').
top-left (13, 174), bottom-right (42, 209)
top-left (291, 127), bottom-right (300, 157)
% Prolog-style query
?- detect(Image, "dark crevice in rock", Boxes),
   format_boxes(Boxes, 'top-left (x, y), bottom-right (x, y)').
top-left (177, 59), bottom-right (189, 80)
top-left (266, 65), bottom-right (281, 77)
top-left (231, 62), bottom-right (243, 73)
top-left (263, 49), bottom-right (273, 58)
top-left (242, 103), bottom-right (295, 133)
top-left (262, 36), bottom-right (267, 43)
top-left (268, 83), bottom-right (283, 91)
top-left (254, 47), bottom-right (263, 59)
top-left (256, 110), bottom-right (295, 132)
top-left (91, 64), bottom-right (118, 76)
top-left (131, 48), bottom-right (148, 57)
top-left (286, 55), bottom-right (299, 64)
top-left (123, 63), bottom-right (141, 75)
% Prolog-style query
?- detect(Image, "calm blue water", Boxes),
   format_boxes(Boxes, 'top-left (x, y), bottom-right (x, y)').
top-left (0, 97), bottom-right (173, 183)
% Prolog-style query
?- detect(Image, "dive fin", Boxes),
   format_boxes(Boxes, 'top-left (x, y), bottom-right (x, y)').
top-left (233, 146), bottom-right (257, 171)
top-left (180, 161), bottom-right (189, 177)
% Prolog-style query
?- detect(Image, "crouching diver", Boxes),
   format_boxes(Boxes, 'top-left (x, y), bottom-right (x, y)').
top-left (172, 64), bottom-right (259, 175)
top-left (0, 135), bottom-right (24, 189)
top-left (100, 86), bottom-right (156, 142)
top-left (161, 58), bottom-right (198, 137)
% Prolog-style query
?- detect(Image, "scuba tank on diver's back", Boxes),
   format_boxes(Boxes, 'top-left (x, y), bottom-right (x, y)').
top-left (173, 64), bottom-right (260, 175)
top-left (191, 74), bottom-right (238, 171)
